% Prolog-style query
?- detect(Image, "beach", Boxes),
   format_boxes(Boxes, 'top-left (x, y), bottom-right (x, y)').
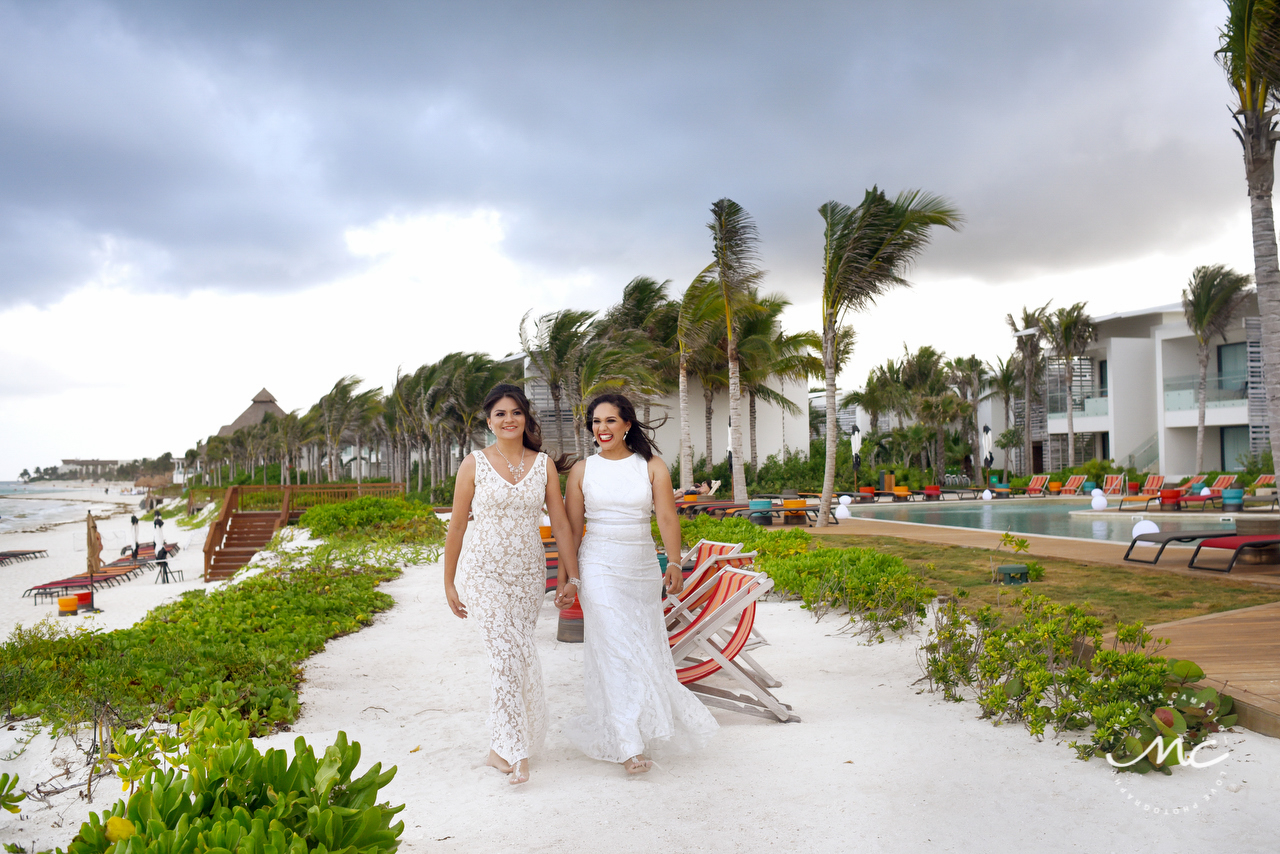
top-left (0, 514), bottom-right (1277, 853)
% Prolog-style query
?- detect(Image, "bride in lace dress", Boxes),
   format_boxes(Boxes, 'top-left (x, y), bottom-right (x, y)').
top-left (560, 393), bottom-right (718, 773)
top-left (444, 384), bottom-right (579, 785)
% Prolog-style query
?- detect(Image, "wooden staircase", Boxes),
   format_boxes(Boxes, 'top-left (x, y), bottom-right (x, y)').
top-left (202, 483), bottom-right (406, 582)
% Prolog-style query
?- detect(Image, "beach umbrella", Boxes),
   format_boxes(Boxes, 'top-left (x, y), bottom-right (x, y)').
top-left (130, 514), bottom-right (139, 553)
top-left (84, 512), bottom-right (102, 613)
top-left (981, 425), bottom-right (994, 468)
top-left (851, 427), bottom-right (861, 485)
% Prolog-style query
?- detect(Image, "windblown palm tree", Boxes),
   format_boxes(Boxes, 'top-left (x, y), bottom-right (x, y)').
top-left (948, 355), bottom-right (988, 479)
top-left (707, 199), bottom-right (766, 502)
top-left (520, 309), bottom-right (596, 458)
top-left (1219, 2), bottom-right (1280, 471)
top-left (1007, 305), bottom-right (1049, 475)
top-left (816, 189), bottom-right (961, 525)
top-left (1184, 264), bottom-right (1254, 471)
top-left (1040, 302), bottom-right (1096, 469)
top-left (985, 355), bottom-right (1021, 431)
top-left (603, 276), bottom-right (680, 424)
top-left (676, 270), bottom-right (721, 488)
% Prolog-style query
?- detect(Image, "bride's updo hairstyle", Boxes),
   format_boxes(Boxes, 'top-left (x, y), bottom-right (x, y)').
top-left (483, 383), bottom-right (573, 471)
top-left (586, 393), bottom-right (660, 461)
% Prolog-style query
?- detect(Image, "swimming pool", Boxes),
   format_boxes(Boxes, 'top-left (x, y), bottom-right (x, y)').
top-left (845, 499), bottom-right (1237, 544)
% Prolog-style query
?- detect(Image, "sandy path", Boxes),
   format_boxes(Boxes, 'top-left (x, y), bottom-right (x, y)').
top-left (272, 561), bottom-right (1280, 854)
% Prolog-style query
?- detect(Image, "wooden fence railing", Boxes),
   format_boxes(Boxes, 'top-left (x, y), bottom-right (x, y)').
top-left (202, 483), bottom-right (406, 581)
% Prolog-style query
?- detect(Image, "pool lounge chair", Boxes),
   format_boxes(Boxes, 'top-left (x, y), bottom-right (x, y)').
top-left (1206, 475), bottom-right (1237, 495)
top-left (1123, 529), bottom-right (1233, 564)
top-left (1102, 475), bottom-right (1124, 495)
top-left (1059, 475), bottom-right (1087, 495)
top-left (1013, 475), bottom-right (1049, 496)
top-left (665, 549), bottom-right (774, 672)
top-left (669, 567), bottom-right (798, 722)
top-left (1253, 474), bottom-right (1276, 491)
top-left (1139, 475), bottom-right (1165, 495)
top-left (1177, 474), bottom-right (1206, 495)
top-left (1188, 535), bottom-right (1280, 572)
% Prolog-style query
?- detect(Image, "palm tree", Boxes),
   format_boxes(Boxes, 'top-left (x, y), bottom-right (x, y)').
top-left (919, 393), bottom-right (973, 484)
top-left (603, 276), bottom-right (679, 424)
top-left (816, 189), bottom-right (962, 526)
top-left (1219, 2), bottom-right (1280, 472)
top-left (520, 309), bottom-right (596, 458)
top-left (737, 292), bottom-right (822, 469)
top-left (676, 269), bottom-right (720, 488)
top-left (1183, 264), bottom-right (1254, 471)
top-left (569, 329), bottom-right (656, 455)
top-left (986, 354), bottom-right (1021, 430)
top-left (1007, 305), bottom-right (1048, 475)
top-left (707, 199), bottom-right (765, 502)
top-left (315, 376), bottom-right (381, 481)
top-left (948, 355), bottom-right (988, 480)
top-left (1040, 302), bottom-right (1097, 469)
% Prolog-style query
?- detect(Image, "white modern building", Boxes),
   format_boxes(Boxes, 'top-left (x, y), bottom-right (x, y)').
top-left (1034, 296), bottom-right (1266, 477)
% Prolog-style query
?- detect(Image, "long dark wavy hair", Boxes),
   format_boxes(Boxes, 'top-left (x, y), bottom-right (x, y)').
top-left (585, 393), bottom-right (660, 461)
top-left (483, 383), bottom-right (572, 471)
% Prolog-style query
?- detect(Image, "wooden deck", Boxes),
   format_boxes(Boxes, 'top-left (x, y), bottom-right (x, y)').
top-left (1143, 602), bottom-right (1280, 738)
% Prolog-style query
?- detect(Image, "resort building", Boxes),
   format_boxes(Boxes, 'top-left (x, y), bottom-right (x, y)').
top-left (217, 389), bottom-right (287, 438)
top-left (1027, 295), bottom-right (1266, 477)
top-left (58, 459), bottom-right (120, 477)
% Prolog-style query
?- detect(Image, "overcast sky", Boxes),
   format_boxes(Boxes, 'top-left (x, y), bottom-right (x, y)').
top-left (0, 0), bottom-right (1259, 478)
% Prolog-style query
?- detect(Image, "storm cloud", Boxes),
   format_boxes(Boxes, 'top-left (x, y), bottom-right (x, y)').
top-left (0, 0), bottom-right (1245, 307)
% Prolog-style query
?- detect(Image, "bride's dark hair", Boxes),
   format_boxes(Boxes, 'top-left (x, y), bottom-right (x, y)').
top-left (585, 393), bottom-right (660, 461)
top-left (483, 383), bottom-right (573, 471)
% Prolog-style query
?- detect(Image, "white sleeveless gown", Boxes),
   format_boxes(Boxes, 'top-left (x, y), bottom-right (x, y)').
top-left (566, 453), bottom-right (718, 762)
top-left (457, 449), bottom-right (549, 764)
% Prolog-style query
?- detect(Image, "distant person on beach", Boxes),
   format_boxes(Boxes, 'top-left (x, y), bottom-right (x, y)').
top-left (673, 481), bottom-right (711, 499)
top-left (562, 393), bottom-right (718, 774)
top-left (442, 383), bottom-right (578, 786)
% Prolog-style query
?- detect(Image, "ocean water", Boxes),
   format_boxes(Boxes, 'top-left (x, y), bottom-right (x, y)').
top-left (0, 482), bottom-right (123, 534)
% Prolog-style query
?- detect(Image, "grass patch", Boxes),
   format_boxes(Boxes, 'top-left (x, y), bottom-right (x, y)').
top-left (821, 534), bottom-right (1280, 628)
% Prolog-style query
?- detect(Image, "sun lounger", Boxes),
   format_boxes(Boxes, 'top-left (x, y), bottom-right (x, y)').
top-left (1059, 475), bottom-right (1087, 495)
top-left (1253, 474), bottom-right (1276, 490)
top-left (1205, 475), bottom-right (1237, 495)
top-left (669, 567), bottom-right (798, 722)
top-left (1243, 494), bottom-right (1280, 511)
top-left (1177, 474), bottom-right (1206, 495)
top-left (1102, 475), bottom-right (1124, 495)
top-left (1123, 529), bottom-right (1233, 564)
top-left (0, 549), bottom-right (50, 567)
top-left (1012, 475), bottom-right (1049, 496)
top-left (1139, 475), bottom-right (1165, 495)
top-left (1187, 535), bottom-right (1280, 572)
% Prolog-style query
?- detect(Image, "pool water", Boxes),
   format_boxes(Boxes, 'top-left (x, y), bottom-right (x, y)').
top-left (846, 499), bottom-right (1237, 544)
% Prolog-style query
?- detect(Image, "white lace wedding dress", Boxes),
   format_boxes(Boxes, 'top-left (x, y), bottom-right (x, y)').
top-left (566, 452), bottom-right (718, 762)
top-left (457, 449), bottom-right (549, 764)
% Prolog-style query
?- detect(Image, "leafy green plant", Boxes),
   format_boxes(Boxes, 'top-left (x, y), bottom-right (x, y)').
top-left (678, 516), bottom-right (811, 561)
top-left (990, 531), bottom-right (1030, 583)
top-left (0, 773), bottom-right (24, 814)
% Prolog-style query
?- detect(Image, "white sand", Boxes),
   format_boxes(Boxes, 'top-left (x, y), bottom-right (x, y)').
top-left (1, 519), bottom-right (1278, 853)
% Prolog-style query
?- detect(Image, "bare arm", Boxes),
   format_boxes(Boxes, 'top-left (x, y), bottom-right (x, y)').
top-left (545, 457), bottom-right (580, 608)
top-left (443, 455), bottom-right (476, 619)
top-left (556, 461), bottom-right (586, 608)
top-left (649, 458), bottom-right (685, 595)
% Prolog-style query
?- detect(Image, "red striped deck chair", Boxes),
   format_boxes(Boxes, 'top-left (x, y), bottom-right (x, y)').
top-left (1139, 475), bottom-right (1164, 495)
top-left (1178, 474), bottom-right (1206, 495)
top-left (1102, 475), bottom-right (1124, 495)
top-left (1207, 475), bottom-right (1237, 496)
top-left (1060, 475), bottom-right (1087, 495)
top-left (663, 550), bottom-right (776, 683)
top-left (668, 567), bottom-right (797, 722)
top-left (1018, 475), bottom-right (1049, 496)
top-left (1254, 474), bottom-right (1276, 489)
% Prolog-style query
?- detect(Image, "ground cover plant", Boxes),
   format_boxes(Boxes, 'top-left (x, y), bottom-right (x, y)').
top-left (299, 496), bottom-right (445, 544)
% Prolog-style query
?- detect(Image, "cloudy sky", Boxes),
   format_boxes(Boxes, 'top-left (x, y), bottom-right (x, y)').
top-left (0, 0), bottom-right (1258, 478)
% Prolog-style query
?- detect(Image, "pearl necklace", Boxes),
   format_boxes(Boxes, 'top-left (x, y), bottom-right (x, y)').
top-left (495, 444), bottom-right (526, 476)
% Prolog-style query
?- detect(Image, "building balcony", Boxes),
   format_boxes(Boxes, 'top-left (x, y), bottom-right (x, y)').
top-left (1047, 394), bottom-right (1108, 419)
top-left (1163, 373), bottom-right (1247, 412)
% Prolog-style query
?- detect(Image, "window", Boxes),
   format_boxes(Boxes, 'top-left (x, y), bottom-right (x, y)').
top-left (1098, 360), bottom-right (1108, 397)
top-left (1218, 342), bottom-right (1246, 393)
top-left (1221, 425), bottom-right (1250, 472)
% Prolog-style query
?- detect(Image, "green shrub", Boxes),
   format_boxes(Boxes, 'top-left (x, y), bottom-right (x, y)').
top-left (300, 497), bottom-right (445, 541)
top-left (678, 516), bottom-right (811, 561)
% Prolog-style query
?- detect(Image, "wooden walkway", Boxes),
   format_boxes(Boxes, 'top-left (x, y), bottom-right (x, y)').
top-left (811, 516), bottom-right (1280, 737)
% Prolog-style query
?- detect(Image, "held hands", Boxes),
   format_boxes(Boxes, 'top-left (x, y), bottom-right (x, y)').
top-left (445, 581), bottom-right (468, 619)
top-left (664, 565), bottom-right (683, 596)
top-left (553, 576), bottom-right (579, 609)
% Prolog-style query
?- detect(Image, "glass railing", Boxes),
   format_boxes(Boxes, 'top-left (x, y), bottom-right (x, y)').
top-left (1047, 395), bottom-right (1109, 418)
top-left (1163, 373), bottom-right (1247, 411)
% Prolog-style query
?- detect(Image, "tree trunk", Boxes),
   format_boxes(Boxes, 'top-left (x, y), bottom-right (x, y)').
top-left (817, 326), bottom-right (838, 527)
top-left (356, 435), bottom-right (363, 484)
top-left (727, 353), bottom-right (747, 502)
top-left (678, 357), bottom-right (693, 489)
top-left (1196, 345), bottom-right (1209, 473)
top-left (1244, 115), bottom-right (1280, 478)
top-left (1065, 361), bottom-right (1075, 470)
top-left (703, 386), bottom-right (714, 471)
top-left (551, 388), bottom-right (565, 458)
top-left (749, 392), bottom-right (758, 471)
top-left (1023, 359), bottom-right (1035, 476)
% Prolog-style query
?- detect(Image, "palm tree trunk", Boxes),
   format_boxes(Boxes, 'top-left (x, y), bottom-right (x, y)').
top-left (1023, 360), bottom-right (1035, 476)
top-left (1247, 153), bottom-right (1280, 479)
top-left (678, 357), bottom-right (693, 489)
top-left (727, 354), bottom-right (747, 502)
top-left (1196, 345), bottom-right (1209, 473)
top-left (703, 386), bottom-right (714, 470)
top-left (356, 435), bottom-right (363, 484)
top-left (551, 389), bottom-right (565, 458)
top-left (749, 392), bottom-right (758, 471)
top-left (817, 327), bottom-right (838, 528)
top-left (1065, 362), bottom-right (1075, 469)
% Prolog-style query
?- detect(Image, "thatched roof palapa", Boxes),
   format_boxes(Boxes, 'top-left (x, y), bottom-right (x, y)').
top-left (217, 388), bottom-right (287, 437)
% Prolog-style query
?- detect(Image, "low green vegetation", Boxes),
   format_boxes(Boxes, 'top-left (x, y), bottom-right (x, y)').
top-left (0, 496), bottom-right (444, 852)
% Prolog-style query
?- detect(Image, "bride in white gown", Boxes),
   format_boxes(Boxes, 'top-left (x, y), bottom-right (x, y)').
top-left (561, 393), bottom-right (718, 773)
